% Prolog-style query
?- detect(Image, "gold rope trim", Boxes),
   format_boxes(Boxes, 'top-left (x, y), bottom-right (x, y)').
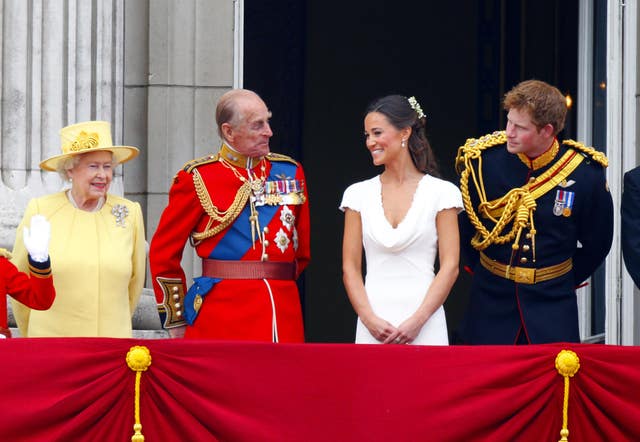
top-left (126, 346), bottom-right (152, 442)
top-left (563, 139), bottom-right (608, 167)
top-left (483, 151), bottom-right (584, 219)
top-left (191, 168), bottom-right (251, 243)
top-left (555, 349), bottom-right (580, 442)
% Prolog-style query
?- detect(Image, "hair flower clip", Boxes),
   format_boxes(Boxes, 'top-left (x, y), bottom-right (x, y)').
top-left (408, 96), bottom-right (426, 120)
top-left (111, 204), bottom-right (130, 227)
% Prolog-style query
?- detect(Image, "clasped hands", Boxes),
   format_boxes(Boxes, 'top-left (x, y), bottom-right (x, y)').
top-left (364, 314), bottom-right (421, 345)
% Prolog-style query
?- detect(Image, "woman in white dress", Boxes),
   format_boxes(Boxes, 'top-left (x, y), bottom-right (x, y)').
top-left (340, 95), bottom-right (462, 345)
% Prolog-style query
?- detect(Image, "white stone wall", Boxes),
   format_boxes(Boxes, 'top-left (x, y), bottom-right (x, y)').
top-left (0, 0), bottom-right (126, 249)
top-left (1, 0), bottom-right (237, 335)
top-left (139, 0), bottom-right (235, 280)
top-left (0, 0), bottom-right (236, 270)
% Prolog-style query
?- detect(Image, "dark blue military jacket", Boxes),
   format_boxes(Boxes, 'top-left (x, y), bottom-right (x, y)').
top-left (622, 167), bottom-right (640, 288)
top-left (457, 133), bottom-right (613, 344)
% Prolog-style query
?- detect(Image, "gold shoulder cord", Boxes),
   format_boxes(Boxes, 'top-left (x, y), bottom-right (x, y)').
top-left (456, 131), bottom-right (529, 252)
top-left (563, 139), bottom-right (608, 167)
top-left (191, 168), bottom-right (251, 244)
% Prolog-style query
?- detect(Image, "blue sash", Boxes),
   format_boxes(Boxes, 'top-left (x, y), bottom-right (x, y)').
top-left (184, 160), bottom-right (298, 324)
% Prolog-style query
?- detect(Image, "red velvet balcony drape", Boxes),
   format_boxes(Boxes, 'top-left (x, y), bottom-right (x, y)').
top-left (0, 339), bottom-right (639, 441)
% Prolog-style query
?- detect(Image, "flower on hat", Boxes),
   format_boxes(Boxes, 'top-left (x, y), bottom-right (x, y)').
top-left (70, 131), bottom-right (100, 152)
top-left (408, 96), bottom-right (426, 120)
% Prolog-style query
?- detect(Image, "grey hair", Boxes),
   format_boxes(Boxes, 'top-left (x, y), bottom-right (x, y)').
top-left (55, 151), bottom-right (118, 182)
top-left (215, 89), bottom-right (263, 139)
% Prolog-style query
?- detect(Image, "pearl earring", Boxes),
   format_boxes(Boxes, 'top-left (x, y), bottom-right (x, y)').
top-left (401, 139), bottom-right (406, 148)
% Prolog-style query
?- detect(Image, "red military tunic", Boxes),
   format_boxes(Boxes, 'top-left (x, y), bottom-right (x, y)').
top-left (149, 145), bottom-right (310, 342)
top-left (1, 249), bottom-right (55, 337)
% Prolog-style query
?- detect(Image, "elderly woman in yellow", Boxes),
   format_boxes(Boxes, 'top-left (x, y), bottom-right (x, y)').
top-left (11, 121), bottom-right (146, 337)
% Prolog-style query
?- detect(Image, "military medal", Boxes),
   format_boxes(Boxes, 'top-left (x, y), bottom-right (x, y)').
top-left (553, 189), bottom-right (574, 217)
top-left (250, 179), bottom-right (264, 194)
top-left (262, 178), bottom-right (306, 206)
top-left (280, 205), bottom-right (295, 231)
top-left (249, 163), bottom-right (267, 201)
top-left (275, 228), bottom-right (291, 253)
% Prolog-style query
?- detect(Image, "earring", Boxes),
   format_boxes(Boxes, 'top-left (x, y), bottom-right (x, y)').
top-left (401, 139), bottom-right (406, 148)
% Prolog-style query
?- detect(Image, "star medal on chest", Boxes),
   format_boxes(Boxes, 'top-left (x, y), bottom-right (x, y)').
top-left (553, 189), bottom-right (575, 217)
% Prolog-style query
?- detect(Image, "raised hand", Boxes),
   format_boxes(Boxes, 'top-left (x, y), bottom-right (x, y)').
top-left (23, 215), bottom-right (51, 263)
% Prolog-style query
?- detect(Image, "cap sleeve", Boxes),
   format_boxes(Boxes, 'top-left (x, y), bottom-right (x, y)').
top-left (437, 180), bottom-right (464, 213)
top-left (339, 182), bottom-right (362, 213)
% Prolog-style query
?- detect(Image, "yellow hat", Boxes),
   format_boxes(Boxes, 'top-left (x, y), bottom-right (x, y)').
top-left (40, 121), bottom-right (139, 171)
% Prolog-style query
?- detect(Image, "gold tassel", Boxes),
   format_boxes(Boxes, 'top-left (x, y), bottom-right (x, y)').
top-left (555, 350), bottom-right (580, 442)
top-left (126, 346), bottom-right (152, 442)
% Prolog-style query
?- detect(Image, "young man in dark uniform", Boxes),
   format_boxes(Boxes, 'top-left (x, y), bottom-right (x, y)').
top-left (456, 79), bottom-right (613, 344)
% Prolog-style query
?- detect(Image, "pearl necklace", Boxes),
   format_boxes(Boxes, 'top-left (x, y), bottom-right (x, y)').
top-left (67, 190), bottom-right (104, 212)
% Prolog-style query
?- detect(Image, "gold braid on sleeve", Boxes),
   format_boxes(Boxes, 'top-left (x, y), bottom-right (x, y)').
top-left (456, 131), bottom-right (537, 253)
top-left (191, 168), bottom-right (251, 244)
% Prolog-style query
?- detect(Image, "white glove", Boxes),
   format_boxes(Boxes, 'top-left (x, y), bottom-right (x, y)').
top-left (23, 215), bottom-right (51, 263)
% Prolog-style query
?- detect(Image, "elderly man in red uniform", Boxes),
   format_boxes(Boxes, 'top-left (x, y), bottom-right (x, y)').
top-left (150, 89), bottom-right (310, 342)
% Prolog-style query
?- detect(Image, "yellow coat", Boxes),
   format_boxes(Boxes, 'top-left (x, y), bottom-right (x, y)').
top-left (11, 192), bottom-right (146, 337)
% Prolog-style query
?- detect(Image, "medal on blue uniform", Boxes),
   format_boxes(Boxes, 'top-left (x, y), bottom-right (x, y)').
top-left (553, 189), bottom-right (574, 217)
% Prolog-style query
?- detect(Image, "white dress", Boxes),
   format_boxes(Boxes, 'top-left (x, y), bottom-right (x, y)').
top-left (340, 174), bottom-right (463, 345)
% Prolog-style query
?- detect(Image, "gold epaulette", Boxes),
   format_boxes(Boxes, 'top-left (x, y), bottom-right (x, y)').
top-left (182, 153), bottom-right (221, 173)
top-left (455, 131), bottom-right (507, 175)
top-left (0, 248), bottom-right (11, 259)
top-left (266, 152), bottom-right (299, 165)
top-left (562, 139), bottom-right (608, 167)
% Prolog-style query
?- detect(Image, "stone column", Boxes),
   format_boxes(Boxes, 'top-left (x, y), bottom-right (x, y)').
top-left (3, 0), bottom-right (238, 336)
top-left (0, 0), bottom-right (125, 249)
top-left (143, 0), bottom-right (236, 280)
